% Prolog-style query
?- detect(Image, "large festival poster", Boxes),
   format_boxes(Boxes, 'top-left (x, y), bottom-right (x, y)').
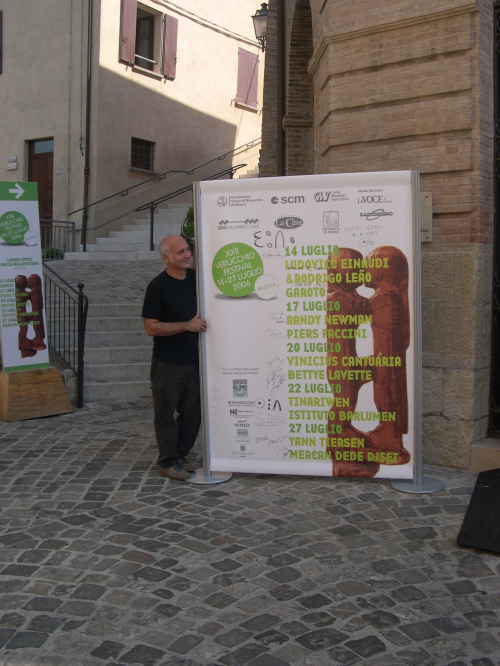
top-left (195, 171), bottom-right (420, 479)
top-left (0, 182), bottom-right (49, 372)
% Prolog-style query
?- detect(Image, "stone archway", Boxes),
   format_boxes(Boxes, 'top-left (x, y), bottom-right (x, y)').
top-left (284, 0), bottom-right (314, 175)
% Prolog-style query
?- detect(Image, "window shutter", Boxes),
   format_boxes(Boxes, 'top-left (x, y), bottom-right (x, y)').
top-left (120, 0), bottom-right (137, 64)
top-left (237, 48), bottom-right (259, 108)
top-left (236, 49), bottom-right (249, 105)
top-left (162, 14), bottom-right (178, 80)
top-left (247, 51), bottom-right (259, 108)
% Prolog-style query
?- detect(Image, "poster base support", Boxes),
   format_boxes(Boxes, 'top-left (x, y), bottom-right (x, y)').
top-left (186, 471), bottom-right (233, 485)
top-left (0, 368), bottom-right (73, 422)
top-left (391, 476), bottom-right (445, 494)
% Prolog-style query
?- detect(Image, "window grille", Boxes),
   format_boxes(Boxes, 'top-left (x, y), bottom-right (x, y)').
top-left (131, 137), bottom-right (155, 171)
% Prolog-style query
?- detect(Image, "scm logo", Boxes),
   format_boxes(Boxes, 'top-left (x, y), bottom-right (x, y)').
top-left (271, 195), bottom-right (305, 204)
top-left (358, 195), bottom-right (383, 204)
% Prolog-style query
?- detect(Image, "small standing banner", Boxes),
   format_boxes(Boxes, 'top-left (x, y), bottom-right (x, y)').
top-left (0, 181), bottom-right (71, 421)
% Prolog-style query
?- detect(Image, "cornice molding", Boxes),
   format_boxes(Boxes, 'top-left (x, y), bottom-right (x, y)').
top-left (308, 3), bottom-right (477, 77)
top-left (283, 114), bottom-right (314, 129)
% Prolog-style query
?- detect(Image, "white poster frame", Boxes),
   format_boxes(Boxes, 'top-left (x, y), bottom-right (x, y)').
top-left (193, 171), bottom-right (439, 489)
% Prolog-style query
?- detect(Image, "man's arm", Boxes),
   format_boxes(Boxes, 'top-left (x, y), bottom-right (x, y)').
top-left (144, 313), bottom-right (207, 337)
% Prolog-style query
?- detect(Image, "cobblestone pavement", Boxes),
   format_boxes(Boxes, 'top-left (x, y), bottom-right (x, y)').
top-left (1, 400), bottom-right (499, 666)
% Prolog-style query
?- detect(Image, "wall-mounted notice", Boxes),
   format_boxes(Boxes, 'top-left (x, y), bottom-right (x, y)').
top-left (195, 171), bottom-right (420, 479)
top-left (0, 182), bottom-right (49, 372)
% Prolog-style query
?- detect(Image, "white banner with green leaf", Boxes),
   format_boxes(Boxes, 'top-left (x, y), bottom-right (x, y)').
top-left (0, 182), bottom-right (49, 372)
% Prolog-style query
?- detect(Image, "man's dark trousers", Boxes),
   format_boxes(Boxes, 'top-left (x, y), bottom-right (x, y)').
top-left (150, 358), bottom-right (201, 467)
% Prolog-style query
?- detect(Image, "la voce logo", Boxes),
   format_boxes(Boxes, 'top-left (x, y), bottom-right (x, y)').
top-left (358, 195), bottom-right (383, 203)
top-left (271, 195), bottom-right (305, 204)
top-left (275, 216), bottom-right (303, 229)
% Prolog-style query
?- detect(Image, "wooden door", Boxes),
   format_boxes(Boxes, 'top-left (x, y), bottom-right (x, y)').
top-left (28, 151), bottom-right (53, 248)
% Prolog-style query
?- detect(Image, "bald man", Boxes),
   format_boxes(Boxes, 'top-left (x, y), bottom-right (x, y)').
top-left (142, 235), bottom-right (207, 480)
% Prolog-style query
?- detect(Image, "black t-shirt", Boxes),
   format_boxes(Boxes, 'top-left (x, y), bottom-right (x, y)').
top-left (141, 268), bottom-right (198, 365)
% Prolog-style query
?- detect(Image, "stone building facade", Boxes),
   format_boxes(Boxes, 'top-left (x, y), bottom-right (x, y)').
top-left (0, 0), bottom-right (263, 244)
top-left (261, 0), bottom-right (499, 472)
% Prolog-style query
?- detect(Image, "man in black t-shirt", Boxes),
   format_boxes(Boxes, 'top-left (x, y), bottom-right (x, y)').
top-left (142, 235), bottom-right (206, 480)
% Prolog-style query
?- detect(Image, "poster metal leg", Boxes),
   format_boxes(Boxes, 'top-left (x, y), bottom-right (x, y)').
top-left (390, 174), bottom-right (445, 496)
top-left (186, 470), bottom-right (233, 485)
top-left (391, 476), bottom-right (445, 494)
top-left (186, 189), bottom-right (233, 487)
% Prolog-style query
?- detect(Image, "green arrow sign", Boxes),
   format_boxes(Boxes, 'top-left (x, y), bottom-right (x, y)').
top-left (0, 182), bottom-right (38, 202)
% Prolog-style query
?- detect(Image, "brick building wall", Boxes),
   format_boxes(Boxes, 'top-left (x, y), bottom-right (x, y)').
top-left (260, 0), bottom-right (499, 471)
top-left (261, 1), bottom-right (280, 176)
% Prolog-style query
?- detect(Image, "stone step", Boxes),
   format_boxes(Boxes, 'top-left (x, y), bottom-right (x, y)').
top-left (85, 379), bottom-right (151, 401)
top-left (64, 250), bottom-right (160, 261)
top-left (138, 217), bottom-right (184, 226)
top-left (123, 223), bottom-right (181, 232)
top-left (108, 230), bottom-right (178, 240)
top-left (133, 203), bottom-right (188, 214)
top-left (85, 316), bottom-right (144, 332)
top-left (89, 304), bottom-right (143, 318)
top-left (155, 204), bottom-right (190, 213)
top-left (131, 213), bottom-right (187, 224)
top-left (84, 345), bottom-right (152, 364)
top-left (135, 218), bottom-right (182, 226)
top-left (130, 227), bottom-right (180, 236)
top-left (152, 211), bottom-right (188, 219)
top-left (85, 329), bottom-right (150, 347)
top-left (90, 242), bottom-right (153, 252)
top-left (85, 361), bottom-right (150, 381)
top-left (238, 169), bottom-right (259, 178)
top-left (139, 213), bottom-right (186, 220)
top-left (98, 235), bottom-right (141, 243)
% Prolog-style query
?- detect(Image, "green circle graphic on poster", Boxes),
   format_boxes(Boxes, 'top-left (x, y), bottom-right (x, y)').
top-left (212, 242), bottom-right (264, 297)
top-left (0, 211), bottom-right (29, 245)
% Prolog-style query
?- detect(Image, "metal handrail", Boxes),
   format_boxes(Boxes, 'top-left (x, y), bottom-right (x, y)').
top-left (40, 219), bottom-right (78, 226)
top-left (136, 163), bottom-right (247, 251)
top-left (42, 262), bottom-right (88, 408)
top-left (39, 219), bottom-right (77, 257)
top-left (67, 137), bottom-right (261, 216)
top-left (86, 162), bottom-right (247, 236)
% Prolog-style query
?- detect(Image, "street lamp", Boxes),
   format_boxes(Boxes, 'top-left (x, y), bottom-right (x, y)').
top-left (252, 3), bottom-right (268, 52)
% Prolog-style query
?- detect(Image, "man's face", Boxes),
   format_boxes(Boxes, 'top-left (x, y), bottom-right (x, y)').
top-left (165, 237), bottom-right (191, 271)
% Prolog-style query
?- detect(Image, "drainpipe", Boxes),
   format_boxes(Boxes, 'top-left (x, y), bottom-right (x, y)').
top-left (81, 0), bottom-right (93, 251)
top-left (277, 0), bottom-right (285, 176)
top-left (66, 0), bottom-right (73, 219)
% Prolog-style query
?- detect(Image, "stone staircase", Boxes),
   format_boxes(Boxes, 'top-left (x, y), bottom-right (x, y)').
top-left (84, 303), bottom-right (153, 401)
top-left (237, 166), bottom-right (259, 179)
top-left (65, 203), bottom-right (191, 261)
top-left (61, 169), bottom-right (260, 400)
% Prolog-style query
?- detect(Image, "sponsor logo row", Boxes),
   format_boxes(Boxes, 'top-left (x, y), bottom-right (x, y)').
top-left (217, 193), bottom-right (392, 206)
top-left (217, 209), bottom-right (391, 233)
